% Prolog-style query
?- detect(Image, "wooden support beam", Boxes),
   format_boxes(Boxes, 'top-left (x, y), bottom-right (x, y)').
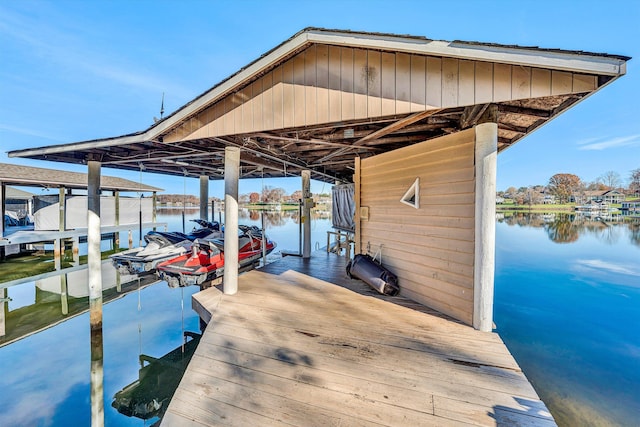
top-left (473, 123), bottom-right (497, 332)
top-left (200, 175), bottom-right (209, 221)
top-left (319, 109), bottom-right (443, 163)
top-left (87, 160), bottom-right (104, 427)
top-left (302, 170), bottom-right (311, 259)
top-left (223, 147), bottom-right (240, 295)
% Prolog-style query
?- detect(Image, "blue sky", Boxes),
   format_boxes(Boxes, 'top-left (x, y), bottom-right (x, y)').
top-left (1, 0), bottom-right (638, 196)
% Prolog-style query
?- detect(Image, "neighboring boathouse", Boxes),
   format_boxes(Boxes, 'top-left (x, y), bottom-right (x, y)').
top-left (1, 162), bottom-right (162, 260)
top-left (8, 28), bottom-right (628, 425)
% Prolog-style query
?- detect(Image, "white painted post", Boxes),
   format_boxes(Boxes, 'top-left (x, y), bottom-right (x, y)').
top-left (473, 123), bottom-right (497, 332)
top-left (302, 170), bottom-right (311, 258)
top-left (200, 175), bottom-right (209, 221)
top-left (0, 287), bottom-right (6, 337)
top-left (152, 192), bottom-right (157, 230)
top-left (54, 187), bottom-right (66, 271)
top-left (223, 147), bottom-right (240, 295)
top-left (0, 183), bottom-right (4, 239)
top-left (87, 160), bottom-right (104, 427)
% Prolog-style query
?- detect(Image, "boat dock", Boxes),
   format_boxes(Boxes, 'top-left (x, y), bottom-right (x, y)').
top-left (162, 252), bottom-right (555, 426)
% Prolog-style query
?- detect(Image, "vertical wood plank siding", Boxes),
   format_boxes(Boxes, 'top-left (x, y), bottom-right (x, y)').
top-left (165, 46), bottom-right (598, 143)
top-left (359, 129), bottom-right (476, 325)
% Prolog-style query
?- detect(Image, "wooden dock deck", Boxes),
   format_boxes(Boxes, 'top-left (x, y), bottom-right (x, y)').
top-left (162, 252), bottom-right (555, 426)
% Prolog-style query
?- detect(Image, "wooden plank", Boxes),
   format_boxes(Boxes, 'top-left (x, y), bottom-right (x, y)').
top-left (252, 79), bottom-right (263, 132)
top-left (262, 72), bottom-right (274, 130)
top-left (353, 48), bottom-right (368, 119)
top-left (530, 68), bottom-right (551, 98)
top-left (223, 97), bottom-right (234, 135)
top-left (194, 330), bottom-right (535, 415)
top-left (475, 61), bottom-right (493, 103)
top-left (293, 53), bottom-right (306, 127)
top-left (187, 352), bottom-right (441, 427)
top-left (209, 285), bottom-right (512, 368)
top-left (361, 179), bottom-right (475, 198)
top-left (426, 56), bottom-right (442, 108)
top-left (316, 44), bottom-right (329, 124)
top-left (272, 65), bottom-right (284, 129)
top-left (458, 59), bottom-right (475, 106)
top-left (381, 52), bottom-right (396, 115)
top-left (573, 73), bottom-right (596, 93)
top-left (367, 50), bottom-right (382, 118)
top-left (328, 46), bottom-right (341, 122)
top-left (356, 109), bottom-right (444, 145)
top-left (240, 83), bottom-right (252, 133)
top-left (360, 128), bottom-right (474, 168)
top-left (441, 57), bottom-right (459, 107)
top-left (304, 46), bottom-right (317, 126)
top-left (512, 65), bottom-right (532, 100)
top-left (282, 59), bottom-right (294, 128)
top-left (340, 47), bottom-right (355, 120)
top-left (168, 256), bottom-right (555, 427)
top-left (493, 63), bottom-right (512, 101)
top-left (210, 100), bottom-right (224, 137)
top-left (359, 145), bottom-right (473, 178)
top-left (551, 70), bottom-right (572, 95)
top-left (410, 55), bottom-right (426, 112)
top-left (395, 52), bottom-right (411, 113)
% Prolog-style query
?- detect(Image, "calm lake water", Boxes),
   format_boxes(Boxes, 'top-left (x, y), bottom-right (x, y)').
top-left (495, 212), bottom-right (640, 427)
top-left (0, 209), bottom-right (637, 425)
top-left (0, 208), bottom-right (333, 426)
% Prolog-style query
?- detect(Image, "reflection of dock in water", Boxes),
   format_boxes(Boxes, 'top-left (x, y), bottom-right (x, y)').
top-left (0, 261), bottom-right (160, 347)
top-left (112, 331), bottom-right (201, 422)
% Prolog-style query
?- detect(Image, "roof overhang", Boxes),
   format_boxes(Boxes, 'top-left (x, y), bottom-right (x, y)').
top-left (8, 28), bottom-right (629, 184)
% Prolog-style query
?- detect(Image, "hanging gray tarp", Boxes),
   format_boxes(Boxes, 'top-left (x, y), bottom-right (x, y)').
top-left (332, 183), bottom-right (355, 232)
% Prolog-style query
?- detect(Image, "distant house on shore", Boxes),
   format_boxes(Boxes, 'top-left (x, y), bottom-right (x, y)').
top-left (621, 198), bottom-right (640, 212)
top-left (573, 190), bottom-right (625, 205)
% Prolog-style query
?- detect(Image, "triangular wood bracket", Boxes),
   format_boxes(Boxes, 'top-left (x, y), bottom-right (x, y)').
top-left (400, 178), bottom-right (420, 209)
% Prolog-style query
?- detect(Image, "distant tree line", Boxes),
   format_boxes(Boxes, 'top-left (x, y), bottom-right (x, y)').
top-left (157, 187), bottom-right (332, 205)
top-left (499, 168), bottom-right (640, 205)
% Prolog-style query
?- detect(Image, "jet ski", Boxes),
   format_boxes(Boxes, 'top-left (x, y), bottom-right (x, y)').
top-left (110, 219), bottom-right (222, 275)
top-left (156, 225), bottom-right (276, 288)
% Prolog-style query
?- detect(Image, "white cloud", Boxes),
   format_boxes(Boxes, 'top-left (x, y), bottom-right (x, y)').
top-left (0, 124), bottom-right (66, 142)
top-left (0, 5), bottom-right (192, 99)
top-left (577, 134), bottom-right (640, 151)
top-left (574, 259), bottom-right (640, 276)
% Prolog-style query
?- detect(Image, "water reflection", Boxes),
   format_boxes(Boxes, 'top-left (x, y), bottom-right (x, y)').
top-left (495, 212), bottom-right (640, 426)
top-left (112, 331), bottom-right (200, 421)
top-left (497, 212), bottom-right (640, 246)
top-left (0, 264), bottom-right (157, 347)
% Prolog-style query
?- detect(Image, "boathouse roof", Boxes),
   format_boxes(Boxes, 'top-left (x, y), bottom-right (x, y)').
top-left (0, 162), bottom-right (162, 192)
top-left (8, 27), bottom-right (629, 183)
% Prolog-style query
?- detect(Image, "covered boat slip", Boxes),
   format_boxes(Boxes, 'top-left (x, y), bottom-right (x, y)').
top-left (0, 163), bottom-right (164, 254)
top-left (7, 28), bottom-right (628, 426)
top-left (163, 251), bottom-right (555, 426)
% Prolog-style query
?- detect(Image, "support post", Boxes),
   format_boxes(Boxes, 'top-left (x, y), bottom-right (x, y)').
top-left (473, 123), bottom-right (497, 332)
top-left (152, 191), bottom-right (157, 229)
top-left (60, 273), bottom-right (69, 315)
top-left (354, 157), bottom-right (361, 255)
top-left (114, 191), bottom-right (120, 249)
top-left (87, 160), bottom-right (104, 427)
top-left (302, 170), bottom-right (311, 259)
top-left (0, 287), bottom-right (6, 337)
top-left (0, 183), bottom-right (4, 239)
top-left (223, 147), bottom-right (239, 295)
top-left (59, 187), bottom-right (66, 232)
top-left (200, 175), bottom-right (209, 221)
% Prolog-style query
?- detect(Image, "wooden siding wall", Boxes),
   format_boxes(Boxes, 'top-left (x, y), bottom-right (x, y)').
top-left (359, 129), bottom-right (477, 325)
top-left (164, 46), bottom-right (598, 142)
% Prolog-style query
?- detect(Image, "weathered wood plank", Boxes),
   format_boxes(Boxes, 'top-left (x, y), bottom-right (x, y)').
top-left (166, 254), bottom-right (555, 426)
